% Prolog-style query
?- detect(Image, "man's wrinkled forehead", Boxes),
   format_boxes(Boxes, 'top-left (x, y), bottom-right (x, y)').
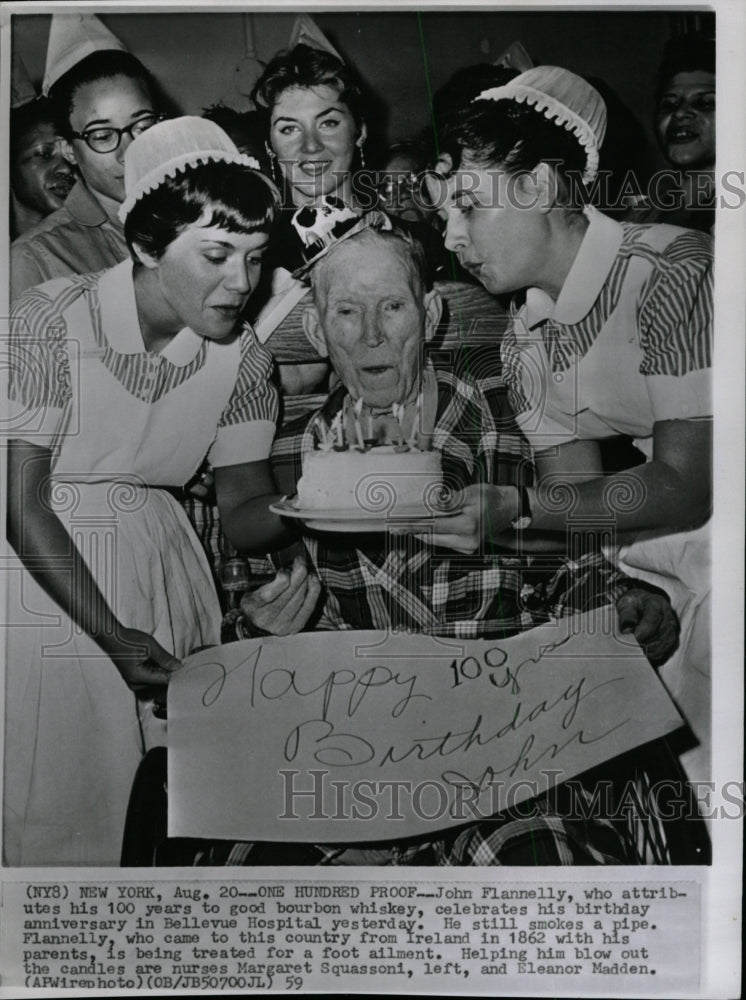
top-left (310, 231), bottom-right (424, 306)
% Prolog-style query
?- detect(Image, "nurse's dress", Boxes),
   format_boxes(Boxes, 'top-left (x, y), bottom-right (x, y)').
top-left (4, 261), bottom-right (277, 866)
top-left (502, 209), bottom-right (713, 784)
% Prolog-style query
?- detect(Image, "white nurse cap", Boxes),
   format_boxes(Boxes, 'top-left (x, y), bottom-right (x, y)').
top-left (475, 65), bottom-right (607, 184)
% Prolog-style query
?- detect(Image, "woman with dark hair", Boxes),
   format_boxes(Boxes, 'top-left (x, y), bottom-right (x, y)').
top-left (628, 30), bottom-right (715, 231)
top-left (246, 43), bottom-right (373, 395)
top-left (5, 118), bottom-right (298, 866)
top-left (9, 97), bottom-right (75, 239)
top-left (422, 66), bottom-right (712, 783)
top-left (251, 42), bottom-right (367, 210)
top-left (11, 13), bottom-right (169, 300)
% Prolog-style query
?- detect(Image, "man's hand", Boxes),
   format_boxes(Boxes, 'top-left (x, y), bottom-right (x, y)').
top-left (391, 484), bottom-right (519, 554)
top-left (103, 626), bottom-right (181, 697)
top-left (616, 587), bottom-right (680, 666)
top-left (240, 557), bottom-right (321, 636)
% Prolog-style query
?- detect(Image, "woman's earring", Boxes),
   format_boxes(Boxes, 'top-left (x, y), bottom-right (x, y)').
top-left (265, 142), bottom-right (279, 184)
top-left (357, 139), bottom-right (366, 170)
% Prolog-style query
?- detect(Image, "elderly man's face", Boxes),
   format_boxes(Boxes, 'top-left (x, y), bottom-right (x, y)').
top-left (305, 239), bottom-right (440, 409)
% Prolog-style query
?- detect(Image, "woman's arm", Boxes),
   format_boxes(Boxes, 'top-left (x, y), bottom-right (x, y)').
top-left (214, 458), bottom-right (297, 554)
top-left (528, 418), bottom-right (711, 533)
top-left (417, 419), bottom-right (710, 552)
top-left (7, 440), bottom-right (179, 693)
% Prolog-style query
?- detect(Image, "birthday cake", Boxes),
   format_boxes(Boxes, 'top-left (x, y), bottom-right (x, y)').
top-left (296, 446), bottom-right (443, 515)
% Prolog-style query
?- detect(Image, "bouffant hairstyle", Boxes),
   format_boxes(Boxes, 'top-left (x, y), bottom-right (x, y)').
top-left (251, 43), bottom-right (366, 129)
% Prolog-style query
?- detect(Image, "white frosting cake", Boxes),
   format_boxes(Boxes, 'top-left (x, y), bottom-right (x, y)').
top-left (296, 446), bottom-right (443, 514)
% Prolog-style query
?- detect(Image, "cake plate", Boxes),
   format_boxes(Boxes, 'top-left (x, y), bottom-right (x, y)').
top-left (269, 496), bottom-right (460, 533)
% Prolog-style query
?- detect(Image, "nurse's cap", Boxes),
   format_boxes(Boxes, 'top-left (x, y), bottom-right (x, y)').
top-left (42, 13), bottom-right (127, 96)
top-left (11, 50), bottom-right (37, 109)
top-left (475, 65), bottom-right (607, 184)
top-left (119, 116), bottom-right (264, 223)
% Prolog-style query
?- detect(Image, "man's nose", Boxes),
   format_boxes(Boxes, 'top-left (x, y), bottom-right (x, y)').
top-left (300, 128), bottom-right (324, 154)
top-left (361, 310), bottom-right (384, 347)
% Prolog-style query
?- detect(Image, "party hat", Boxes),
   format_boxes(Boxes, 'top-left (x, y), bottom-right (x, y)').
top-left (288, 15), bottom-right (343, 62)
top-left (12, 49), bottom-right (37, 108)
top-left (43, 13), bottom-right (127, 95)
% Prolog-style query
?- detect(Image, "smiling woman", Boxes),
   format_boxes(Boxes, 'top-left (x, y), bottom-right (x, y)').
top-left (251, 43), bottom-right (367, 209)
top-left (10, 42), bottom-right (167, 301)
top-left (4, 117), bottom-right (292, 866)
top-left (9, 97), bottom-right (75, 238)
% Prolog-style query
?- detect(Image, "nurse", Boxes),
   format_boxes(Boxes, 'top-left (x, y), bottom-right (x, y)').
top-left (5, 117), bottom-right (286, 866)
top-left (424, 66), bottom-right (712, 781)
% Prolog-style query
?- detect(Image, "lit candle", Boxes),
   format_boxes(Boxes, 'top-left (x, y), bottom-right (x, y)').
top-left (392, 403), bottom-right (408, 449)
top-left (332, 411), bottom-right (345, 449)
top-left (353, 397), bottom-right (366, 450)
top-left (313, 416), bottom-right (329, 450)
top-left (409, 391), bottom-right (422, 450)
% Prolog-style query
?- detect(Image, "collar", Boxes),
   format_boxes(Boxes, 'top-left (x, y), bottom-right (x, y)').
top-left (64, 179), bottom-right (123, 230)
top-left (97, 259), bottom-right (206, 366)
top-left (525, 205), bottom-right (624, 328)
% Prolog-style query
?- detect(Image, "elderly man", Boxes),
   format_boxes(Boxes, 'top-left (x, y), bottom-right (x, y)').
top-left (213, 220), bottom-right (687, 868)
top-left (245, 222), bottom-right (676, 653)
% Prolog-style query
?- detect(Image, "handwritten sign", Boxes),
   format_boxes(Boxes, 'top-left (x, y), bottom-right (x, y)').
top-left (167, 609), bottom-right (683, 842)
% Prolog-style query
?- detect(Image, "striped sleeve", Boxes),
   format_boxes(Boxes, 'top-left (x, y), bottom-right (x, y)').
top-left (208, 325), bottom-right (279, 467)
top-left (7, 285), bottom-right (72, 445)
top-left (638, 230), bottom-right (713, 377)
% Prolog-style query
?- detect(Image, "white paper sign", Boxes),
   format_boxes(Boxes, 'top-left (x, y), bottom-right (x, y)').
top-left (168, 608), bottom-right (684, 843)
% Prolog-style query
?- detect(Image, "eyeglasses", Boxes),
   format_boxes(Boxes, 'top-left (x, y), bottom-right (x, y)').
top-left (71, 114), bottom-right (167, 153)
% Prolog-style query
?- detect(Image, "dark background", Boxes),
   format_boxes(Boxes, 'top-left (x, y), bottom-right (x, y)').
top-left (12, 8), bottom-right (713, 179)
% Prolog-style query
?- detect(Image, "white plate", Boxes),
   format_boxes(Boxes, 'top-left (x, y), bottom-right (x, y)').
top-left (270, 496), bottom-right (458, 533)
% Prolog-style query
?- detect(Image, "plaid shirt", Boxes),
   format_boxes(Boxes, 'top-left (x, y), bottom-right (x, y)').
top-left (193, 366), bottom-right (659, 867)
top-left (271, 366), bottom-right (630, 638)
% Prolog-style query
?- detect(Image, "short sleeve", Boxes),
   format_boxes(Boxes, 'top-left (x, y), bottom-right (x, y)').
top-left (500, 314), bottom-right (579, 453)
top-left (10, 242), bottom-right (47, 304)
top-left (208, 325), bottom-right (279, 467)
top-left (7, 286), bottom-right (72, 446)
top-left (638, 230), bottom-right (712, 422)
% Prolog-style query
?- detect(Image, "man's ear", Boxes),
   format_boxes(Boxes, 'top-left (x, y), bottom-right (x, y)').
top-left (130, 241), bottom-right (160, 270)
top-left (423, 287), bottom-right (443, 342)
top-left (302, 305), bottom-right (328, 357)
top-left (60, 138), bottom-right (77, 167)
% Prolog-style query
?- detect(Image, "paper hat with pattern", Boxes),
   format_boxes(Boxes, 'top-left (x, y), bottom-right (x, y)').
top-left (119, 116), bottom-right (263, 222)
top-left (289, 197), bottom-right (393, 279)
top-left (475, 65), bottom-right (607, 183)
top-left (43, 13), bottom-right (127, 96)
